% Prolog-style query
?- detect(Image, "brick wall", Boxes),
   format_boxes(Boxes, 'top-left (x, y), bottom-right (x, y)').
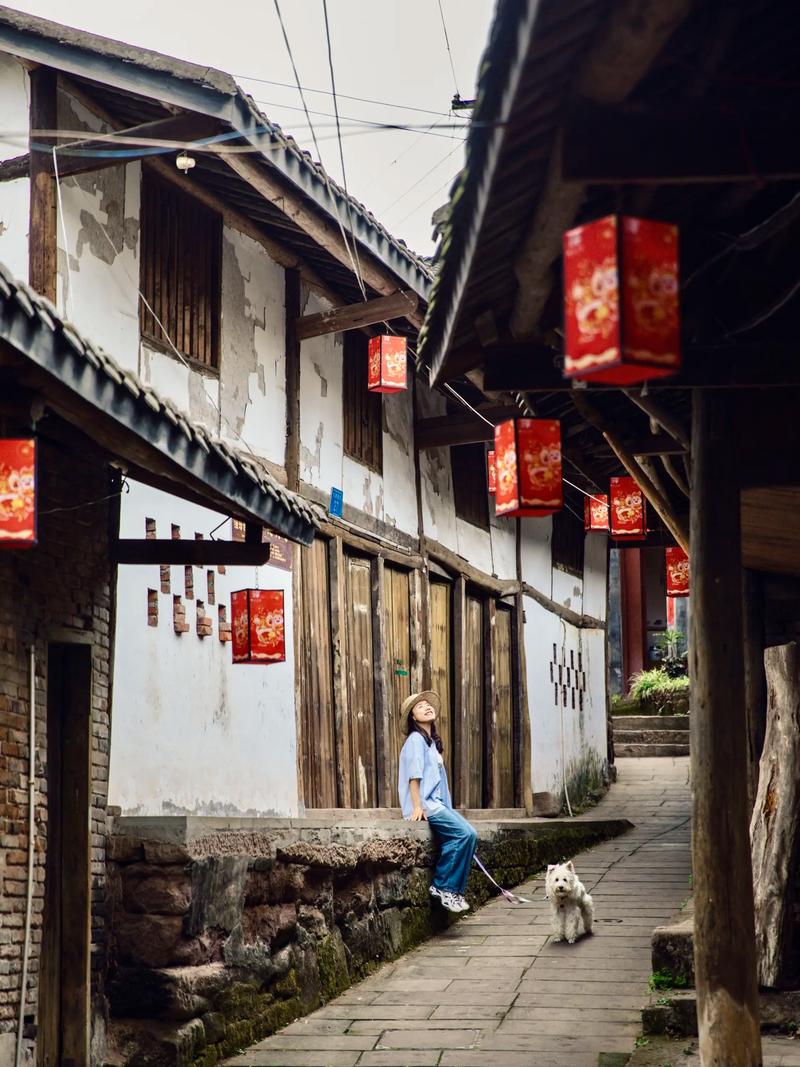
top-left (0, 434), bottom-right (115, 1065)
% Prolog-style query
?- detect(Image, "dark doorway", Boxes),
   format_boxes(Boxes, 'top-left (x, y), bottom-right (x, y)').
top-left (39, 643), bottom-right (92, 1067)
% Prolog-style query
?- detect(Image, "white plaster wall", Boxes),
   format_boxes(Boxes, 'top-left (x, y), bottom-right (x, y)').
top-left (109, 479), bottom-right (299, 816)
top-left (583, 533), bottom-right (609, 621)
top-left (523, 595), bottom-right (608, 799)
top-left (0, 54), bottom-right (30, 281)
top-left (552, 566), bottom-right (583, 615)
top-left (519, 517), bottom-right (552, 593)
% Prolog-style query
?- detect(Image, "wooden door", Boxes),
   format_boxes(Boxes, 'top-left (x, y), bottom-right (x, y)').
top-left (345, 554), bottom-right (378, 806)
top-left (430, 581), bottom-right (453, 785)
top-left (490, 605), bottom-right (516, 808)
top-left (299, 538), bottom-right (338, 807)
top-left (463, 594), bottom-right (484, 808)
top-left (384, 566), bottom-right (411, 799)
top-left (40, 644), bottom-right (91, 1067)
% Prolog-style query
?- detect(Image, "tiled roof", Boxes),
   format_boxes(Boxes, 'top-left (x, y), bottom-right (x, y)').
top-left (0, 262), bottom-right (319, 544)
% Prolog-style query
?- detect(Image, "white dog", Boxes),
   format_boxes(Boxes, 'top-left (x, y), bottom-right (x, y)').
top-left (545, 860), bottom-right (594, 944)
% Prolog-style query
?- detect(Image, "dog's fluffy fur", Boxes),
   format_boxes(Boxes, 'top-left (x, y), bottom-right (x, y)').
top-left (545, 860), bottom-right (594, 943)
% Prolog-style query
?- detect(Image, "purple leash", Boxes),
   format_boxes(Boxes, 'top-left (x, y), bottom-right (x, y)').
top-left (473, 853), bottom-right (533, 905)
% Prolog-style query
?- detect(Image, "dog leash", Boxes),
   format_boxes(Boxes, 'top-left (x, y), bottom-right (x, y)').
top-left (473, 854), bottom-right (533, 904)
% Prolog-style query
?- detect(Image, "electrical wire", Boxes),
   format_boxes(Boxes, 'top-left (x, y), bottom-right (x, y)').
top-left (378, 140), bottom-right (462, 216)
top-left (249, 98), bottom-right (468, 139)
top-left (321, 0), bottom-right (367, 299)
top-left (272, 0), bottom-right (367, 299)
top-left (40, 478), bottom-right (130, 515)
top-left (394, 171), bottom-right (459, 228)
top-left (236, 73), bottom-right (454, 119)
top-left (436, 0), bottom-right (460, 97)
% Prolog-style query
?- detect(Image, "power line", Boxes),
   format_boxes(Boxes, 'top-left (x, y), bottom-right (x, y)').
top-left (378, 140), bottom-right (462, 216)
top-left (437, 0), bottom-right (460, 97)
top-left (250, 97), bottom-right (468, 139)
top-left (321, 0), bottom-right (366, 299)
top-left (236, 73), bottom-right (452, 119)
top-left (394, 171), bottom-right (459, 227)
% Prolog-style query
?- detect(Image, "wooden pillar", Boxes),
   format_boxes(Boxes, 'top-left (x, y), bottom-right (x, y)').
top-left (371, 556), bottom-right (392, 807)
top-left (284, 268), bottom-right (301, 491)
top-left (690, 389), bottom-right (762, 1066)
top-left (620, 547), bottom-right (647, 688)
top-left (452, 575), bottom-right (468, 808)
top-left (29, 67), bottom-right (58, 302)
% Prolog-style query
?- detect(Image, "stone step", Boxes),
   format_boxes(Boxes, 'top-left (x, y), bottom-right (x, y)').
top-left (643, 989), bottom-right (800, 1038)
top-left (615, 742), bottom-right (690, 757)
top-left (614, 729), bottom-right (690, 746)
top-left (611, 715), bottom-right (689, 732)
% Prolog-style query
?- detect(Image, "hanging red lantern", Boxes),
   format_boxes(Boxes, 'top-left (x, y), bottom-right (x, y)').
top-left (231, 589), bottom-right (286, 664)
top-left (487, 450), bottom-right (497, 495)
top-left (563, 215), bottom-right (680, 384)
top-left (610, 476), bottom-right (646, 540)
top-left (666, 547), bottom-right (689, 598)
top-left (494, 419), bottom-right (562, 518)
top-left (0, 438), bottom-right (37, 547)
top-left (584, 493), bottom-right (609, 532)
top-left (367, 335), bottom-right (407, 393)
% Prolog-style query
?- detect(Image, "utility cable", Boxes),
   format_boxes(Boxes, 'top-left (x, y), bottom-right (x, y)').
top-left (236, 73), bottom-right (454, 118)
top-left (437, 0), bottom-right (460, 97)
top-left (379, 140), bottom-right (462, 216)
top-left (321, 0), bottom-right (367, 300)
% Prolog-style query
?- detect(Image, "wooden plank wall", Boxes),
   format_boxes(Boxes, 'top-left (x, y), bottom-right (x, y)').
top-left (430, 581), bottom-right (454, 785)
top-left (492, 605), bottom-right (515, 808)
top-left (299, 538), bottom-right (338, 807)
top-left (463, 593), bottom-right (485, 808)
top-left (345, 554), bottom-right (378, 807)
top-left (384, 566), bottom-right (412, 803)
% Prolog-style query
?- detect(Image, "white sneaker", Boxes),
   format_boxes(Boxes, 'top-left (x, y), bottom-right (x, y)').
top-left (438, 891), bottom-right (465, 913)
top-left (429, 885), bottom-right (444, 902)
top-left (454, 895), bottom-right (470, 912)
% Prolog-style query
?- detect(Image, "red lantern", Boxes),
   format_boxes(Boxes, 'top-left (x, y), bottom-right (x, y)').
top-left (487, 450), bottom-right (497, 495)
top-left (610, 476), bottom-right (646, 540)
top-left (584, 493), bottom-right (609, 532)
top-left (563, 215), bottom-right (680, 384)
top-left (367, 335), bottom-right (407, 393)
top-left (666, 547), bottom-right (689, 598)
top-left (0, 438), bottom-right (37, 547)
top-left (494, 419), bottom-right (562, 518)
top-left (231, 589), bottom-right (286, 664)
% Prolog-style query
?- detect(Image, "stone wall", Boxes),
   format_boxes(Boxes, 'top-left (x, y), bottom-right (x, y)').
top-left (105, 814), bottom-right (631, 1066)
top-left (0, 437), bottom-right (115, 1066)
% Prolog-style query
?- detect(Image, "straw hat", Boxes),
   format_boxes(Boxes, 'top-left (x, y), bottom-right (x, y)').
top-left (399, 690), bottom-right (441, 721)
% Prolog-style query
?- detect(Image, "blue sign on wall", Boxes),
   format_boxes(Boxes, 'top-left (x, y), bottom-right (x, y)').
top-left (329, 487), bottom-right (344, 517)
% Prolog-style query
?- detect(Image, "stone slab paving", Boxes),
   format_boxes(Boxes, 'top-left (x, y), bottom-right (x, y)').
top-left (626, 1034), bottom-right (800, 1066)
top-left (225, 757), bottom-right (691, 1067)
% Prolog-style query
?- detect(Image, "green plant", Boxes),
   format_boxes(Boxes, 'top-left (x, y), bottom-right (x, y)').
top-left (634, 1036), bottom-right (650, 1048)
top-left (654, 628), bottom-right (688, 678)
top-left (649, 969), bottom-right (689, 991)
top-left (629, 668), bottom-right (690, 703)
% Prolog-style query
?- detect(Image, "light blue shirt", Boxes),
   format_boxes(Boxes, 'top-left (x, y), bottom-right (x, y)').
top-left (398, 731), bottom-right (452, 818)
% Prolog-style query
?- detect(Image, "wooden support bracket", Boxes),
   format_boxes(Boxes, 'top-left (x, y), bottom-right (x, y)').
top-left (296, 291), bottom-right (418, 340)
top-left (112, 538), bottom-right (271, 566)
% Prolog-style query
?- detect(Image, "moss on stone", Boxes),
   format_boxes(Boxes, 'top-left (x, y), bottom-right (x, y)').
top-left (316, 933), bottom-right (349, 1000)
top-left (274, 968), bottom-right (300, 999)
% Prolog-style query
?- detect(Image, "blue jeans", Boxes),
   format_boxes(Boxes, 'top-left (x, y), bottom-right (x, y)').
top-left (427, 806), bottom-right (478, 895)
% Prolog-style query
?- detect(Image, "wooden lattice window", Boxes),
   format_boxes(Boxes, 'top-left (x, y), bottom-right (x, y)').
top-left (552, 507), bottom-right (585, 576)
top-left (451, 443), bottom-right (490, 530)
top-left (139, 171), bottom-right (222, 368)
top-left (343, 332), bottom-right (382, 472)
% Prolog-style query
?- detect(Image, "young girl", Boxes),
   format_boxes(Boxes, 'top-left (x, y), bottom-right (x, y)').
top-left (397, 690), bottom-right (478, 914)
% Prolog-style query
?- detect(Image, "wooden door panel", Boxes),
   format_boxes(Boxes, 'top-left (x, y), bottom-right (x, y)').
top-left (463, 595), bottom-right (484, 808)
top-left (430, 582), bottom-right (453, 785)
top-left (345, 555), bottom-right (378, 807)
top-left (299, 538), bottom-right (338, 807)
top-left (492, 606), bottom-right (515, 807)
top-left (384, 567), bottom-right (411, 797)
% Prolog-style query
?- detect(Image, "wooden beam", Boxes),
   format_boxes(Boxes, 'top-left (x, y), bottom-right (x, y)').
top-left (111, 538), bottom-right (271, 565)
top-left (296, 290), bottom-right (418, 340)
top-left (604, 431), bottom-right (689, 553)
top-left (627, 433), bottom-right (685, 457)
top-left (29, 67), bottom-right (57, 303)
top-left (661, 454), bottom-right (690, 498)
top-left (563, 101), bottom-right (800, 184)
top-left (0, 154), bottom-right (30, 182)
top-left (690, 388), bottom-right (762, 1064)
top-left (224, 154), bottom-right (426, 328)
top-left (415, 406), bottom-right (518, 449)
top-left (623, 389), bottom-right (691, 452)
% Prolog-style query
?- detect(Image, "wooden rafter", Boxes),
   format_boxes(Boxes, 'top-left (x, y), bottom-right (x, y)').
top-left (111, 538), bottom-right (271, 565)
top-left (296, 290), bottom-right (417, 340)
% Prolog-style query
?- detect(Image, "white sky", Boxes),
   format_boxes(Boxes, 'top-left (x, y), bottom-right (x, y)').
top-left (11, 0), bottom-right (495, 256)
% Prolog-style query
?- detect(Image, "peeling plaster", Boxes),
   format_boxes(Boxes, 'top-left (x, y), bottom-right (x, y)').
top-left (220, 234), bottom-right (257, 435)
top-left (312, 362), bottom-right (328, 397)
top-left (300, 421), bottom-right (325, 478)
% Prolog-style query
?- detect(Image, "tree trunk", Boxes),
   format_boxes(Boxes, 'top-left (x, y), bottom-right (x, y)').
top-left (743, 569), bottom-right (767, 811)
top-left (750, 641), bottom-right (800, 988)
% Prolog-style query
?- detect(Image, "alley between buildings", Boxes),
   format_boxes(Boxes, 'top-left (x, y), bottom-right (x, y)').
top-left (224, 757), bottom-right (691, 1067)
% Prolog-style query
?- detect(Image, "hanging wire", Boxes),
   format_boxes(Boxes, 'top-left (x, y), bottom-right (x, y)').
top-left (40, 477), bottom-right (130, 515)
top-left (321, 0), bottom-right (367, 299)
top-left (236, 73), bottom-right (454, 118)
top-left (378, 140), bottom-right (462, 216)
top-left (436, 0), bottom-right (460, 98)
top-left (272, 0), bottom-right (367, 299)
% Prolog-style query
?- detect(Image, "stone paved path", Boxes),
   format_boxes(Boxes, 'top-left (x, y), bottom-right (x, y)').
top-left (226, 757), bottom-right (692, 1067)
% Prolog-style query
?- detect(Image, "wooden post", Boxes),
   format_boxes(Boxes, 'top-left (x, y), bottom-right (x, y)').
top-left (371, 556), bottom-right (392, 807)
top-left (690, 389), bottom-right (762, 1065)
top-left (328, 537), bottom-right (352, 807)
top-left (29, 67), bottom-right (58, 302)
top-left (284, 269), bottom-right (301, 492)
top-left (483, 597), bottom-right (498, 808)
top-left (452, 576), bottom-right (468, 808)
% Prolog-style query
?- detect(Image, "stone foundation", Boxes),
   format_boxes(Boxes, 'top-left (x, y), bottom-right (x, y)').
top-left (106, 814), bottom-right (631, 1066)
